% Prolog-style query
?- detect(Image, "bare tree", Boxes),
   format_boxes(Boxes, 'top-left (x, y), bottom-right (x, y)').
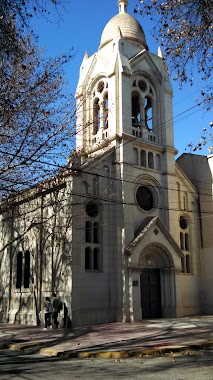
top-left (0, 0), bottom-right (78, 198)
top-left (0, 0), bottom-right (65, 58)
top-left (134, 0), bottom-right (213, 108)
top-left (0, 33), bottom-right (76, 198)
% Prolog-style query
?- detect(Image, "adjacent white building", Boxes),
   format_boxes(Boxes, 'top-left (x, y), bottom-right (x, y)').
top-left (0, 0), bottom-right (212, 327)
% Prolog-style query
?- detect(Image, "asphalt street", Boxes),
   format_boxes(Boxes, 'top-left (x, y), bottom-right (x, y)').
top-left (0, 347), bottom-right (213, 380)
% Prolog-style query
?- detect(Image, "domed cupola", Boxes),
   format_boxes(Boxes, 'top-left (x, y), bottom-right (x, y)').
top-left (99, 0), bottom-right (148, 50)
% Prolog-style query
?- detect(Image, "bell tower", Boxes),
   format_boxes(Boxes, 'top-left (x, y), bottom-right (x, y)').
top-left (75, 0), bottom-right (175, 160)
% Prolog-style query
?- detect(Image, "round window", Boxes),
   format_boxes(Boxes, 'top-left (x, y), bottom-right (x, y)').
top-left (138, 80), bottom-right (147, 92)
top-left (86, 202), bottom-right (99, 218)
top-left (97, 81), bottom-right (104, 93)
top-left (179, 216), bottom-right (188, 229)
top-left (136, 186), bottom-right (153, 211)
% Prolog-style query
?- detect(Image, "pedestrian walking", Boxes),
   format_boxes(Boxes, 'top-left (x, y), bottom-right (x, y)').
top-left (51, 292), bottom-right (62, 328)
top-left (43, 297), bottom-right (53, 330)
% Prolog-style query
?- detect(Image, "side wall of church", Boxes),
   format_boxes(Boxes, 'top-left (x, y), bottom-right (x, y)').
top-left (0, 181), bottom-right (73, 326)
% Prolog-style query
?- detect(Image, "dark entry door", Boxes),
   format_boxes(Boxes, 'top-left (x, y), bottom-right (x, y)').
top-left (140, 269), bottom-right (162, 318)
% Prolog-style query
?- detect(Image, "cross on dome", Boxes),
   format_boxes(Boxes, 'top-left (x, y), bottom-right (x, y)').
top-left (118, 0), bottom-right (128, 13)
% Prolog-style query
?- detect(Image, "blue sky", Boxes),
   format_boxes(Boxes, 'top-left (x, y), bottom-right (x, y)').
top-left (31, 0), bottom-right (212, 157)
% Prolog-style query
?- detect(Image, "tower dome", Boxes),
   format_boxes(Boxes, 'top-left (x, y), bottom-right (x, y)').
top-left (99, 0), bottom-right (148, 50)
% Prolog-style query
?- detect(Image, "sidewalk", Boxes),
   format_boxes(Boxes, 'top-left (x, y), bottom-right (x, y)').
top-left (0, 316), bottom-right (213, 359)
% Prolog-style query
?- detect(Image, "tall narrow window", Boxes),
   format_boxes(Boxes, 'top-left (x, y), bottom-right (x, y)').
top-left (82, 181), bottom-right (88, 195)
top-left (156, 154), bottom-right (161, 171)
top-left (186, 254), bottom-right (191, 273)
top-left (132, 92), bottom-right (140, 125)
top-left (85, 221), bottom-right (92, 243)
top-left (103, 94), bottom-right (108, 129)
top-left (133, 148), bottom-right (138, 165)
top-left (179, 214), bottom-right (191, 274)
top-left (93, 222), bottom-right (99, 243)
top-left (24, 250), bottom-right (30, 288)
top-left (93, 248), bottom-right (100, 270)
top-left (180, 232), bottom-right (184, 250)
top-left (148, 152), bottom-right (154, 169)
top-left (140, 150), bottom-right (146, 166)
top-left (85, 247), bottom-right (92, 270)
top-left (185, 233), bottom-right (189, 251)
top-left (93, 98), bottom-right (100, 134)
top-left (93, 175), bottom-right (99, 196)
top-left (144, 97), bottom-right (152, 130)
top-left (16, 251), bottom-right (23, 289)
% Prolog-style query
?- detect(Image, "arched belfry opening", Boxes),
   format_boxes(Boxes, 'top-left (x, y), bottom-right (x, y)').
top-left (138, 244), bottom-right (176, 319)
top-left (131, 77), bottom-right (159, 143)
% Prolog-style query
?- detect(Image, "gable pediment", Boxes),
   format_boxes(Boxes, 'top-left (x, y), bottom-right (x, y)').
top-left (126, 216), bottom-right (183, 260)
top-left (129, 51), bottom-right (162, 82)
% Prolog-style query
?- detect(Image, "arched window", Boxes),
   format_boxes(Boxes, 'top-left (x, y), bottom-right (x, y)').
top-left (93, 247), bottom-right (100, 270)
top-left (180, 232), bottom-right (184, 250)
top-left (24, 250), bottom-right (30, 288)
top-left (103, 93), bottom-right (108, 129)
top-left (93, 98), bottom-right (100, 134)
top-left (132, 92), bottom-right (140, 125)
top-left (85, 247), bottom-right (92, 270)
top-left (133, 148), bottom-right (138, 165)
top-left (185, 233), bottom-right (189, 251)
top-left (93, 222), bottom-right (99, 243)
top-left (16, 251), bottom-right (22, 289)
top-left (186, 254), bottom-right (191, 273)
top-left (144, 97), bottom-right (153, 130)
top-left (140, 150), bottom-right (146, 166)
top-left (148, 152), bottom-right (154, 169)
top-left (85, 221), bottom-right (92, 243)
top-left (93, 175), bottom-right (99, 196)
top-left (82, 181), bottom-right (88, 195)
top-left (179, 214), bottom-right (191, 273)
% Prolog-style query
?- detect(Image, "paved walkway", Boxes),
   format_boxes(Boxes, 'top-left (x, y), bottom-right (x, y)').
top-left (0, 316), bottom-right (213, 358)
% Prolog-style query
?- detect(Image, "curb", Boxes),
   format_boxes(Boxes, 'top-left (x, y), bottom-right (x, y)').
top-left (38, 340), bottom-right (213, 359)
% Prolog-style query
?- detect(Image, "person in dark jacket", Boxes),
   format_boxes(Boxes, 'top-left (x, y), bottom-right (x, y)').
top-left (51, 292), bottom-right (60, 328)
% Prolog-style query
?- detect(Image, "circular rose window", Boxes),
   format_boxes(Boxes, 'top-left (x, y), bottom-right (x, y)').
top-left (86, 202), bottom-right (99, 218)
top-left (179, 216), bottom-right (188, 229)
top-left (136, 186), bottom-right (153, 211)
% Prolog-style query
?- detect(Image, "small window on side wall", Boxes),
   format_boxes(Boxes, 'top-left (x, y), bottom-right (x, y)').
top-left (24, 250), bottom-right (30, 289)
top-left (16, 251), bottom-right (22, 289)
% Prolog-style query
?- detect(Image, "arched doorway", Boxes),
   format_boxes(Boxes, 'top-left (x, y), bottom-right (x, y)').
top-left (139, 244), bottom-right (176, 319)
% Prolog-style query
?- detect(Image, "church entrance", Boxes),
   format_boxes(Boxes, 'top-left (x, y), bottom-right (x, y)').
top-left (140, 268), bottom-right (162, 318)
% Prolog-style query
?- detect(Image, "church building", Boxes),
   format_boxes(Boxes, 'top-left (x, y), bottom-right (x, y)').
top-left (0, 0), bottom-right (212, 326)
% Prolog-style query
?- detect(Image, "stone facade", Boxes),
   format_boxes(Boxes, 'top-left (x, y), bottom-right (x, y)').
top-left (0, 1), bottom-right (212, 326)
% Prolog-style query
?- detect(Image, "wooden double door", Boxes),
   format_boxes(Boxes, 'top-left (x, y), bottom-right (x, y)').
top-left (140, 269), bottom-right (162, 319)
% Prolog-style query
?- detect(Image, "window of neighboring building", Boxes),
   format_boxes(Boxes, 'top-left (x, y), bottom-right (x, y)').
top-left (179, 214), bottom-right (191, 274)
